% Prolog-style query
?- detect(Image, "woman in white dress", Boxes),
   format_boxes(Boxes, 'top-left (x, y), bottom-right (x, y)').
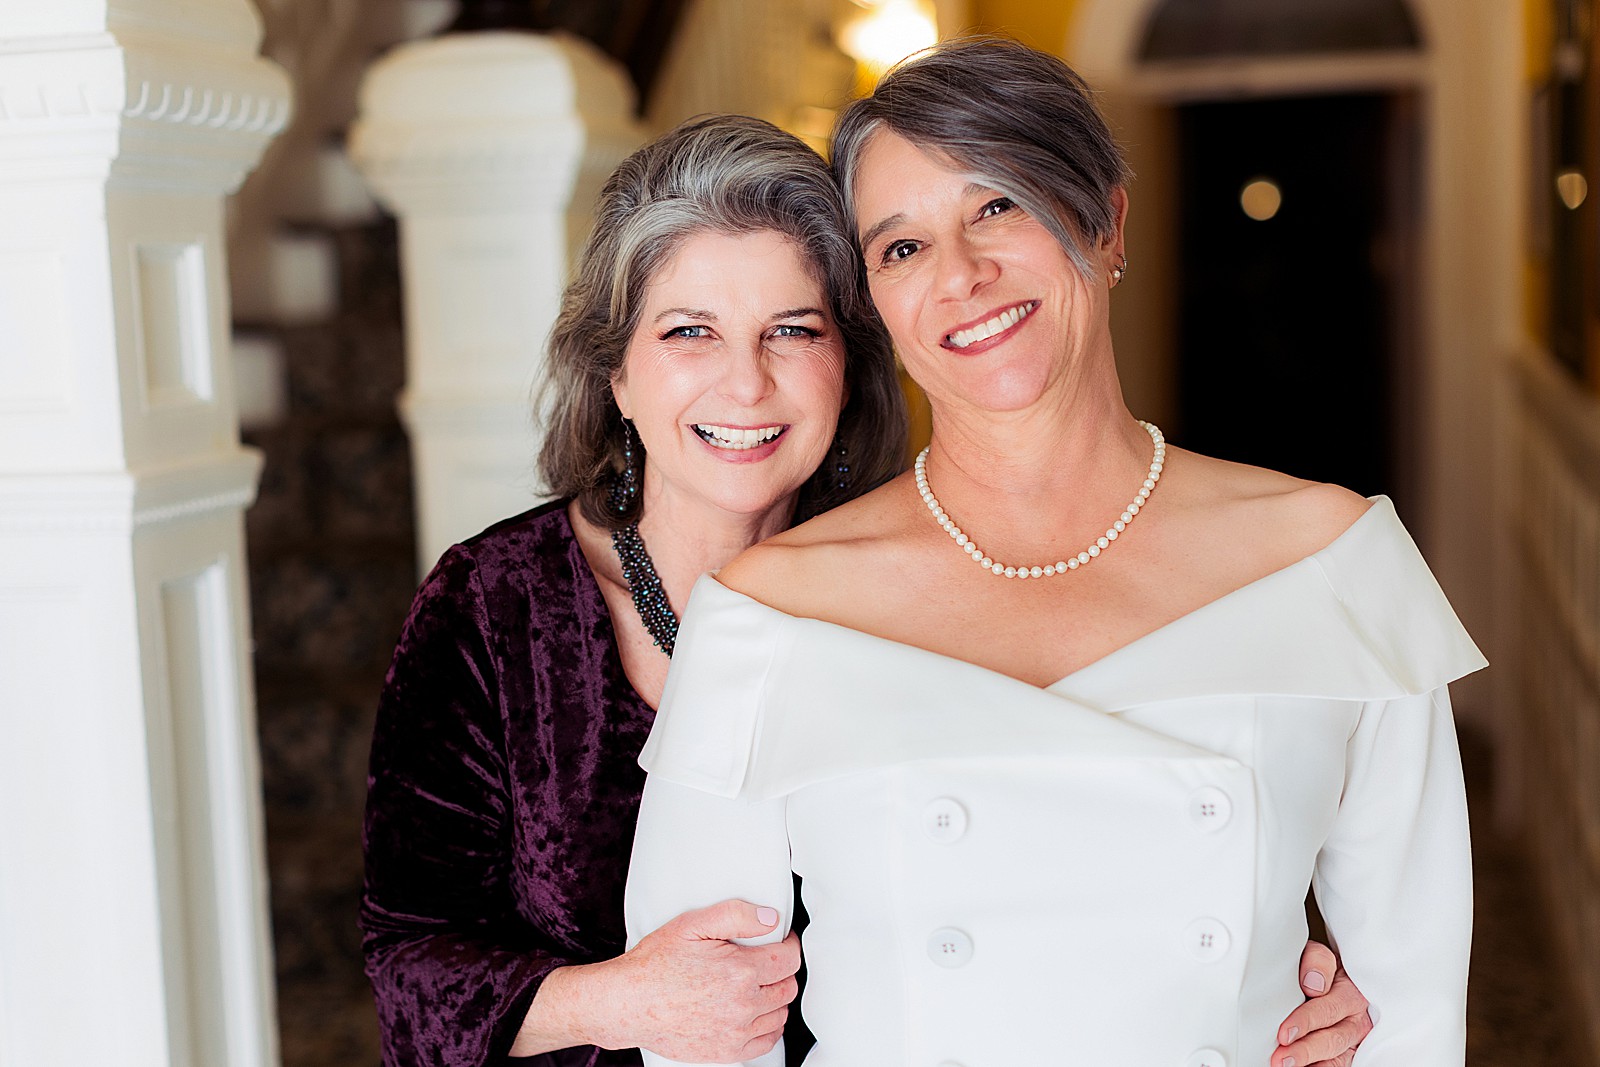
top-left (625, 39), bottom-right (1483, 1067)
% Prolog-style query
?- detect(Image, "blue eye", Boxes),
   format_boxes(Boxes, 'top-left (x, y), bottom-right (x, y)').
top-left (770, 324), bottom-right (819, 339)
top-left (663, 324), bottom-right (711, 339)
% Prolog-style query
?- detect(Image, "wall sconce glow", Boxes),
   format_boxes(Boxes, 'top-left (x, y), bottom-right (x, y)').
top-left (1555, 168), bottom-right (1588, 210)
top-left (1240, 178), bottom-right (1283, 221)
top-left (839, 0), bottom-right (939, 73)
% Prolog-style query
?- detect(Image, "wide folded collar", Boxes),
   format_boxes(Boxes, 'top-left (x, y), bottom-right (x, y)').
top-left (640, 496), bottom-right (1486, 799)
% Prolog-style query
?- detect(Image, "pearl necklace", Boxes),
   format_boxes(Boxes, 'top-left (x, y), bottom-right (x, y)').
top-left (914, 421), bottom-right (1165, 579)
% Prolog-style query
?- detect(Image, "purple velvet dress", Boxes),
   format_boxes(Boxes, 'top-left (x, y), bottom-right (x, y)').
top-left (361, 500), bottom-right (652, 1067)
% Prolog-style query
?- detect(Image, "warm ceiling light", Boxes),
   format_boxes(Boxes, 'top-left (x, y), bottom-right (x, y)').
top-left (1556, 169), bottom-right (1588, 210)
top-left (838, 0), bottom-right (939, 73)
top-left (1240, 178), bottom-right (1283, 221)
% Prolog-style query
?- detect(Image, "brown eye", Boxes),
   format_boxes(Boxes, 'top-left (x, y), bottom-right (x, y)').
top-left (882, 240), bottom-right (919, 264)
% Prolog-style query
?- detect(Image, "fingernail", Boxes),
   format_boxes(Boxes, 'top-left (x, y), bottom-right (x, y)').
top-left (1304, 970), bottom-right (1326, 993)
top-left (1283, 1059), bottom-right (1296, 1067)
top-left (756, 906), bottom-right (779, 926)
top-left (1285, 1027), bottom-right (1299, 1043)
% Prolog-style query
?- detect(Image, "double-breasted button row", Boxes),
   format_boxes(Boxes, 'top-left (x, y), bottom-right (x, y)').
top-left (923, 920), bottom-right (1229, 968)
top-left (922, 799), bottom-right (971, 990)
top-left (1183, 786), bottom-right (1233, 967)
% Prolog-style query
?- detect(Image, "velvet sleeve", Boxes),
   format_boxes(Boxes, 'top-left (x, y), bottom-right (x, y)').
top-left (361, 545), bottom-right (573, 1066)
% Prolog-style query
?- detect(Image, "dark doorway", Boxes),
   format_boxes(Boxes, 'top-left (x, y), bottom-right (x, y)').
top-left (1174, 93), bottom-right (1406, 498)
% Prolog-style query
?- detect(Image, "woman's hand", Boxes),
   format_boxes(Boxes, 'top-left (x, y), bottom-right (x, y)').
top-left (1269, 941), bottom-right (1374, 1067)
top-left (515, 899), bottom-right (800, 1061)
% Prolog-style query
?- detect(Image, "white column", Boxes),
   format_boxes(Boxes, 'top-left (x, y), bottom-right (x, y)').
top-left (349, 31), bottom-right (643, 573)
top-left (0, 2), bottom-right (290, 1065)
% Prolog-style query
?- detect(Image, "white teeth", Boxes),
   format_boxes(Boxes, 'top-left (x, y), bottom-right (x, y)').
top-left (947, 302), bottom-right (1035, 349)
top-left (694, 424), bottom-right (784, 450)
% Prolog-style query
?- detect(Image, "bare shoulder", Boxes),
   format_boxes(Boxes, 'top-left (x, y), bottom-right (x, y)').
top-left (1166, 449), bottom-right (1373, 569)
top-left (718, 474), bottom-right (917, 615)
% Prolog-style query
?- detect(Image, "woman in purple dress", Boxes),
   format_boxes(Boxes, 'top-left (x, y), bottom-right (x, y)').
top-left (360, 115), bottom-right (1374, 1067)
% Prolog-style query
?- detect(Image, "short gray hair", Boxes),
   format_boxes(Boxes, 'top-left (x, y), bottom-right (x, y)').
top-left (831, 37), bottom-right (1133, 279)
top-left (539, 114), bottom-right (906, 530)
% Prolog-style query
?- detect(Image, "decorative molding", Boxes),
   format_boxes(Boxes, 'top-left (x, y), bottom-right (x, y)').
top-left (0, 42), bottom-right (290, 134)
top-left (0, 76), bottom-right (285, 135)
top-left (0, 452), bottom-right (263, 536)
top-left (121, 77), bottom-right (289, 134)
top-left (134, 485), bottom-right (258, 529)
top-left (133, 240), bottom-right (213, 410)
top-left (0, 35), bottom-right (292, 191)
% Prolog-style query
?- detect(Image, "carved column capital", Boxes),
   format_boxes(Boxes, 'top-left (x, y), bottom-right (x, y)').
top-left (0, 10), bottom-right (292, 192)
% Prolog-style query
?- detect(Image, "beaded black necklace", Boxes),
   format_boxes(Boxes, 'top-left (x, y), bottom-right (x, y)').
top-left (610, 520), bottom-right (677, 656)
top-left (607, 446), bottom-right (678, 656)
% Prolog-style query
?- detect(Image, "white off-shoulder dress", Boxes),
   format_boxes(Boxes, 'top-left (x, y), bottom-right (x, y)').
top-left (624, 497), bottom-right (1486, 1067)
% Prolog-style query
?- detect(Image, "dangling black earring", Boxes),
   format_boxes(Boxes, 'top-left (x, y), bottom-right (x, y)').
top-left (833, 436), bottom-right (850, 493)
top-left (610, 417), bottom-right (640, 514)
top-left (622, 419), bottom-right (640, 500)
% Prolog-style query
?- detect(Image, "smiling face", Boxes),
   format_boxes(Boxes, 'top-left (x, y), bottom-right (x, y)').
top-left (611, 228), bottom-right (848, 526)
top-left (852, 131), bottom-right (1125, 419)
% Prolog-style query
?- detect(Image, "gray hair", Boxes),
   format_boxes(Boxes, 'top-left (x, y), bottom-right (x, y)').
top-left (539, 114), bottom-right (907, 530)
top-left (831, 37), bottom-right (1133, 279)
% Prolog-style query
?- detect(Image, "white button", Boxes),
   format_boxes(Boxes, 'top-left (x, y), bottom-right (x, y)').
top-left (926, 927), bottom-right (974, 968)
top-left (924, 797), bottom-right (969, 842)
top-left (1187, 787), bottom-right (1232, 831)
top-left (1184, 918), bottom-right (1231, 962)
top-left (1185, 1048), bottom-right (1227, 1067)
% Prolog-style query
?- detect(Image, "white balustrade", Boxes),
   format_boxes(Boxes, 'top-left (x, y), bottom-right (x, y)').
top-left (0, 2), bottom-right (290, 1065)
